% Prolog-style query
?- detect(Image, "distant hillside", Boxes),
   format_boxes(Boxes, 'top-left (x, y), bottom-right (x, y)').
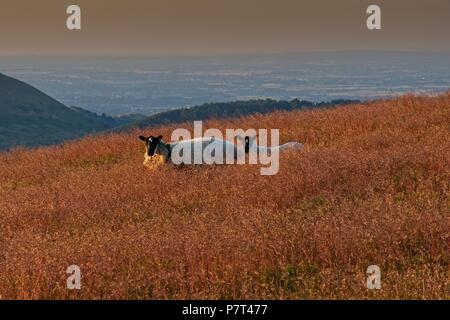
top-left (120, 98), bottom-right (360, 131)
top-left (0, 73), bottom-right (142, 150)
top-left (69, 106), bottom-right (146, 128)
top-left (0, 72), bottom-right (358, 150)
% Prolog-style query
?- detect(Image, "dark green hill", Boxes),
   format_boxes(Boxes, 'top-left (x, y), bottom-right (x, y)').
top-left (119, 98), bottom-right (360, 131)
top-left (0, 73), bottom-right (141, 150)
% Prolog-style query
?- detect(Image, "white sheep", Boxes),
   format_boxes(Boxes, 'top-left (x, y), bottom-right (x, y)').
top-left (241, 135), bottom-right (303, 156)
top-left (139, 135), bottom-right (245, 167)
top-left (139, 134), bottom-right (303, 171)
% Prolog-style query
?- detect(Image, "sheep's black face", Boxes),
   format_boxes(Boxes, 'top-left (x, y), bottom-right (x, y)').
top-left (244, 136), bottom-right (250, 153)
top-left (139, 135), bottom-right (163, 157)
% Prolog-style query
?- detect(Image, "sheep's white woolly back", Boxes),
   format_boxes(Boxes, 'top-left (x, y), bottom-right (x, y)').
top-left (248, 138), bottom-right (303, 153)
top-left (281, 142), bottom-right (303, 150)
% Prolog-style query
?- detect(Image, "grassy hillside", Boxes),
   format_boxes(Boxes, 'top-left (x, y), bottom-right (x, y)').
top-left (0, 73), bottom-right (141, 150)
top-left (0, 94), bottom-right (449, 299)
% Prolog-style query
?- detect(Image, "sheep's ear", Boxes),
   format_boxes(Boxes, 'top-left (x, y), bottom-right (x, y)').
top-left (139, 136), bottom-right (147, 141)
top-left (157, 135), bottom-right (163, 140)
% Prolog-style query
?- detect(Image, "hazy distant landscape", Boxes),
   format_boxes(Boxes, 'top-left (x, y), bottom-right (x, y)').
top-left (2, 52), bottom-right (450, 116)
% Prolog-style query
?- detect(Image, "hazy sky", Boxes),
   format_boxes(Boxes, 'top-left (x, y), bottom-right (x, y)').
top-left (0, 0), bottom-right (449, 54)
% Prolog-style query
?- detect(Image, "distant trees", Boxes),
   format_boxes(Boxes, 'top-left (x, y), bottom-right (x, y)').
top-left (127, 98), bottom-right (361, 130)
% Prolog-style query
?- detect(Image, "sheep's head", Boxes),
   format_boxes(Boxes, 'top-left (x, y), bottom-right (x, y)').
top-left (139, 135), bottom-right (167, 170)
top-left (139, 135), bottom-right (163, 157)
top-left (236, 135), bottom-right (258, 153)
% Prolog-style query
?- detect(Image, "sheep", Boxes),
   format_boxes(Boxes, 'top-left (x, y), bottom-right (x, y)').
top-left (138, 135), bottom-right (246, 168)
top-left (139, 133), bottom-right (302, 175)
top-left (242, 135), bottom-right (303, 155)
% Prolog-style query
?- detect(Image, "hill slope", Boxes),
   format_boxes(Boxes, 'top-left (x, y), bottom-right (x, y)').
top-left (0, 94), bottom-right (448, 299)
top-left (0, 73), bottom-right (140, 150)
top-left (121, 98), bottom-right (360, 131)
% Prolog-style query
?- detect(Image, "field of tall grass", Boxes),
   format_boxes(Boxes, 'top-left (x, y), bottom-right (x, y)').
top-left (0, 94), bottom-right (449, 299)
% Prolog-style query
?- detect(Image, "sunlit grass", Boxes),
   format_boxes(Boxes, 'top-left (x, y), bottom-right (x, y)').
top-left (0, 93), bottom-right (449, 299)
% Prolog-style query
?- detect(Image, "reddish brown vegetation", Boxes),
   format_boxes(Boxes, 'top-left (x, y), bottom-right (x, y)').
top-left (0, 94), bottom-right (449, 299)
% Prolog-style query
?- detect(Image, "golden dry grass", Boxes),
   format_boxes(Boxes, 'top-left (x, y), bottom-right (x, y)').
top-left (0, 94), bottom-right (449, 299)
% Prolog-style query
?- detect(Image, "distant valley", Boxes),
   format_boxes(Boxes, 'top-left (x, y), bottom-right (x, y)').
top-left (3, 53), bottom-right (449, 116)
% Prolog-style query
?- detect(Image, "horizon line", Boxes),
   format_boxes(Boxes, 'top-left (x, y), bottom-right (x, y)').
top-left (1, 49), bottom-right (450, 57)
